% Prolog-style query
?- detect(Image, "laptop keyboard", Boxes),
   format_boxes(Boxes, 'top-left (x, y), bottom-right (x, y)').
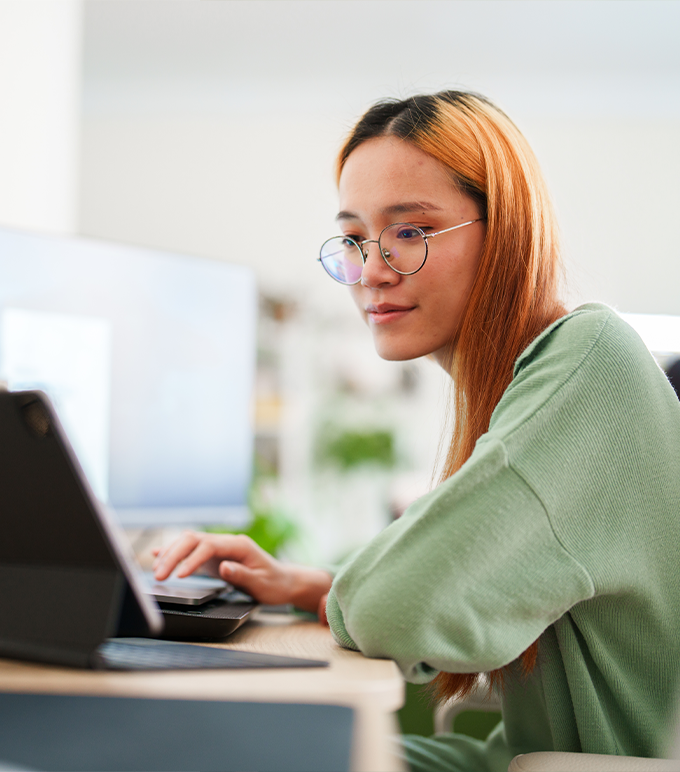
top-left (97, 638), bottom-right (328, 670)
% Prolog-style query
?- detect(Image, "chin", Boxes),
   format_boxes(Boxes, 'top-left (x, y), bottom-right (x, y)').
top-left (372, 341), bottom-right (428, 362)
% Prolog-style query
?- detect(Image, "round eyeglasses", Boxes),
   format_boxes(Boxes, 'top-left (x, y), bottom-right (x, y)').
top-left (318, 219), bottom-right (484, 285)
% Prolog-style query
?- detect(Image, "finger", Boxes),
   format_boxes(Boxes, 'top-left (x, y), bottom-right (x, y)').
top-left (151, 547), bottom-right (163, 569)
top-left (211, 534), bottom-right (264, 568)
top-left (218, 560), bottom-right (256, 592)
top-left (153, 531), bottom-right (201, 580)
top-left (174, 539), bottom-right (222, 578)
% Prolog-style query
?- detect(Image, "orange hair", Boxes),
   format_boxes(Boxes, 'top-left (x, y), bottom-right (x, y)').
top-left (336, 91), bottom-right (566, 701)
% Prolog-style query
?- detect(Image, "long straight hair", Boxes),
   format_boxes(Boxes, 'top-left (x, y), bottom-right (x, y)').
top-left (337, 91), bottom-right (566, 701)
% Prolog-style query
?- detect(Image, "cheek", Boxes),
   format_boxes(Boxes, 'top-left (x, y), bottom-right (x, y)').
top-left (438, 243), bottom-right (483, 302)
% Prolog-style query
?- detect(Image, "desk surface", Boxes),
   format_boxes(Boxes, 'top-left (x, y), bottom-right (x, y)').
top-left (0, 610), bottom-right (405, 772)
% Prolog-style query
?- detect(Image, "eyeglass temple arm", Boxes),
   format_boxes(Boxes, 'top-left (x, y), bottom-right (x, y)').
top-left (425, 219), bottom-right (484, 240)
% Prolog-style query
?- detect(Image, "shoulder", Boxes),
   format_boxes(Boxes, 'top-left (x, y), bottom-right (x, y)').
top-left (488, 302), bottom-right (674, 438)
top-left (514, 302), bottom-right (644, 379)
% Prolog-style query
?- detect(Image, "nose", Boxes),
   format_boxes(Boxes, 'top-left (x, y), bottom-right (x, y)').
top-left (360, 240), bottom-right (400, 289)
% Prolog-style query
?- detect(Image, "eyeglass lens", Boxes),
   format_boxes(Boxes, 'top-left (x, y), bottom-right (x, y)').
top-left (319, 224), bottom-right (427, 285)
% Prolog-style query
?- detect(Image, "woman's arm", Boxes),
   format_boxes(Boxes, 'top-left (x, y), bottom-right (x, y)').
top-left (326, 438), bottom-right (594, 681)
top-left (152, 531), bottom-right (332, 613)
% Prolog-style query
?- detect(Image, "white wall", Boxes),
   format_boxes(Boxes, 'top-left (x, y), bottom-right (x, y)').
top-left (0, 0), bottom-right (82, 233)
top-left (79, 112), bottom-right (344, 318)
top-left (529, 116), bottom-right (680, 315)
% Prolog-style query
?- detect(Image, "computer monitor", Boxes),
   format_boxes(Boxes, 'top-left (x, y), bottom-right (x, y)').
top-left (0, 226), bottom-right (256, 527)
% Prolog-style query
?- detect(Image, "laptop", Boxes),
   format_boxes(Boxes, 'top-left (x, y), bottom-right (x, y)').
top-left (0, 389), bottom-right (327, 671)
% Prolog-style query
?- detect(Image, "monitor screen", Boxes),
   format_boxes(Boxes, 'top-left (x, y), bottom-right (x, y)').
top-left (0, 226), bottom-right (256, 527)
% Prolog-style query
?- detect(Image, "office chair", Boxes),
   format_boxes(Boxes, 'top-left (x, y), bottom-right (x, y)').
top-left (433, 675), bottom-right (500, 735)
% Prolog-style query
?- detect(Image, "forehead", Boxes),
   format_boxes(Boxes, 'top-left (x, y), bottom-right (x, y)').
top-left (338, 136), bottom-right (457, 216)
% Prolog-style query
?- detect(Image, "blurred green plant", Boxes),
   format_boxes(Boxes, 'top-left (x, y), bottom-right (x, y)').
top-left (317, 426), bottom-right (396, 470)
top-left (205, 484), bottom-right (298, 557)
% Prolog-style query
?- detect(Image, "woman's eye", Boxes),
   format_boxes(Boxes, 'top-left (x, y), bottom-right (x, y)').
top-left (341, 235), bottom-right (362, 247)
top-left (395, 226), bottom-right (421, 240)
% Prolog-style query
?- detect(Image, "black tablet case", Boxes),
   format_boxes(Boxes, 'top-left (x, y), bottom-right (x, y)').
top-left (0, 390), bottom-right (157, 668)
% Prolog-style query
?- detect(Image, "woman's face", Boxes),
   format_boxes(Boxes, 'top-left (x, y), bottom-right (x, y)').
top-left (338, 136), bottom-right (485, 365)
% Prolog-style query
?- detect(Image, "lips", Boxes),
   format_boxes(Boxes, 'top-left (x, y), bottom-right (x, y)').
top-left (365, 303), bottom-right (415, 324)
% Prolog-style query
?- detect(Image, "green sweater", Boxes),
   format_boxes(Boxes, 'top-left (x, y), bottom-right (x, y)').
top-left (326, 303), bottom-right (680, 771)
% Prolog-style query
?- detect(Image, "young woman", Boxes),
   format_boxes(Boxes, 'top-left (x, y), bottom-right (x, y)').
top-left (153, 91), bottom-right (680, 771)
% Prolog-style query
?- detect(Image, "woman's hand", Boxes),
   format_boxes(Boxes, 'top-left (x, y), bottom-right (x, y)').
top-left (152, 530), bottom-right (332, 613)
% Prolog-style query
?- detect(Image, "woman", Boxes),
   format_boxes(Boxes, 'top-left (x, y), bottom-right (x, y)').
top-left (153, 91), bottom-right (680, 771)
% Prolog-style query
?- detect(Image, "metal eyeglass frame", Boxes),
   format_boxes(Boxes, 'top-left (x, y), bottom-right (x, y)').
top-left (318, 219), bottom-right (485, 285)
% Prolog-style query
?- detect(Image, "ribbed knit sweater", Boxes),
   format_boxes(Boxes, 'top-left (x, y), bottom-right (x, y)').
top-left (326, 303), bottom-right (680, 771)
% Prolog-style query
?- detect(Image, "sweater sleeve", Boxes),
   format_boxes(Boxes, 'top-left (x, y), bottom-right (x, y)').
top-left (326, 437), bottom-right (595, 683)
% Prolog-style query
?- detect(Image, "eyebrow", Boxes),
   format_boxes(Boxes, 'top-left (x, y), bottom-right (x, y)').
top-left (335, 201), bottom-right (444, 222)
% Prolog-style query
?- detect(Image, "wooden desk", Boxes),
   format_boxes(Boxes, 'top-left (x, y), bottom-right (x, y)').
top-left (0, 610), bottom-right (405, 772)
